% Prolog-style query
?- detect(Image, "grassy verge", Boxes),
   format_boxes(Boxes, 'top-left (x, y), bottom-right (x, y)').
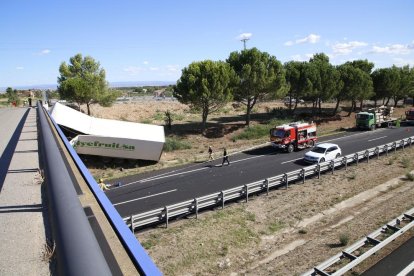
top-left (232, 119), bottom-right (291, 141)
top-left (163, 137), bottom-right (192, 152)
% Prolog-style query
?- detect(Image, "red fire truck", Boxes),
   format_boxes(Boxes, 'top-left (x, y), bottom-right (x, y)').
top-left (270, 122), bottom-right (317, 153)
top-left (405, 108), bottom-right (414, 125)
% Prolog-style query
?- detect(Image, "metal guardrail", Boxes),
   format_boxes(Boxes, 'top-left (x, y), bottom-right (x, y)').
top-left (125, 136), bottom-right (414, 231)
top-left (38, 103), bottom-right (112, 275)
top-left (302, 207), bottom-right (414, 276)
top-left (42, 104), bottom-right (162, 276)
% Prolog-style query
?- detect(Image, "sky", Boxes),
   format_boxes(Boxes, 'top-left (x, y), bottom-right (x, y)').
top-left (0, 0), bottom-right (413, 88)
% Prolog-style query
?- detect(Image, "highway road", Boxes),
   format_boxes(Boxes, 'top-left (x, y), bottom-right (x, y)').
top-left (107, 126), bottom-right (414, 218)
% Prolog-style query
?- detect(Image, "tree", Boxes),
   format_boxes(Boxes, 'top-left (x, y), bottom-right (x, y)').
top-left (174, 60), bottom-right (236, 130)
top-left (6, 87), bottom-right (20, 106)
top-left (284, 61), bottom-right (311, 112)
top-left (57, 53), bottom-right (110, 115)
top-left (309, 53), bottom-right (342, 115)
top-left (396, 65), bottom-right (413, 107)
top-left (227, 48), bottom-right (286, 126)
top-left (345, 60), bottom-right (374, 109)
top-left (371, 67), bottom-right (400, 106)
top-left (338, 64), bottom-right (373, 116)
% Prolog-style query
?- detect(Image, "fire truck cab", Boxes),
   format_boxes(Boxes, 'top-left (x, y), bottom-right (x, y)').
top-left (270, 122), bottom-right (317, 153)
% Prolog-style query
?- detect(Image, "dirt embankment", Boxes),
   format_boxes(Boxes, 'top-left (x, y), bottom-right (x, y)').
top-left (137, 147), bottom-right (414, 275)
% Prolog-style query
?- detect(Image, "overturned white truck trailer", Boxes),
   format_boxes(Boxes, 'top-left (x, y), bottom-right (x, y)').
top-left (49, 102), bottom-right (165, 161)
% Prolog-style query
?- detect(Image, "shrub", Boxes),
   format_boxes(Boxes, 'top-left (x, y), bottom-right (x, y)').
top-left (163, 137), bottom-right (191, 152)
top-left (268, 221), bottom-right (285, 234)
top-left (401, 157), bottom-right (411, 169)
top-left (232, 124), bottom-right (269, 140)
top-left (298, 229), bottom-right (307, 234)
top-left (347, 173), bottom-right (356, 180)
top-left (339, 233), bottom-right (350, 246)
top-left (406, 172), bottom-right (414, 181)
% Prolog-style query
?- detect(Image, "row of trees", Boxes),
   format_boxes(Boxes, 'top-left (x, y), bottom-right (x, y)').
top-left (55, 51), bottom-right (414, 127)
top-left (174, 49), bottom-right (414, 128)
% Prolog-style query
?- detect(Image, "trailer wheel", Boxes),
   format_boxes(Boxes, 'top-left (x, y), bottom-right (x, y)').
top-left (287, 144), bottom-right (294, 153)
top-left (370, 124), bottom-right (376, 131)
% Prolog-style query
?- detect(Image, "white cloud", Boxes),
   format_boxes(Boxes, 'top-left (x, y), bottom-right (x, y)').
top-left (123, 66), bottom-right (144, 75)
top-left (285, 34), bottom-right (320, 46)
top-left (123, 64), bottom-right (181, 77)
top-left (143, 61), bottom-right (149, 65)
top-left (16, 66), bottom-right (24, 70)
top-left (237, 33), bottom-right (252, 40)
top-left (392, 57), bottom-right (414, 66)
top-left (38, 49), bottom-right (51, 55)
top-left (166, 65), bottom-right (180, 72)
top-left (332, 41), bottom-right (368, 55)
top-left (370, 44), bottom-right (412, 55)
top-left (290, 54), bottom-right (313, 62)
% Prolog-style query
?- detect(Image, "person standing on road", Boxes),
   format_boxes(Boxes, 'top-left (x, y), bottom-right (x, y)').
top-left (222, 147), bottom-right (230, 166)
top-left (208, 146), bottom-right (213, 162)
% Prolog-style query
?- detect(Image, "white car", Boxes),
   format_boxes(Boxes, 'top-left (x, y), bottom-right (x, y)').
top-left (304, 143), bottom-right (342, 163)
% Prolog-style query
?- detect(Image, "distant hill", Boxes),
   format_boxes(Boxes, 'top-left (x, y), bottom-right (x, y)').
top-left (0, 81), bottom-right (176, 92)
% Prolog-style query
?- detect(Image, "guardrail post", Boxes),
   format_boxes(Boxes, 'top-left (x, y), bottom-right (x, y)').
top-left (343, 157), bottom-right (347, 171)
top-left (331, 160), bottom-right (335, 174)
top-left (221, 191), bottom-right (225, 209)
top-left (130, 215), bottom-right (134, 232)
top-left (375, 147), bottom-right (379, 159)
top-left (284, 173), bottom-right (289, 189)
top-left (264, 179), bottom-right (269, 195)
top-left (194, 198), bottom-right (199, 219)
top-left (317, 164), bottom-right (321, 179)
top-left (366, 150), bottom-right (370, 163)
top-left (385, 145), bottom-right (389, 156)
top-left (393, 142), bottom-right (397, 153)
top-left (244, 184), bottom-right (249, 202)
top-left (301, 168), bottom-right (305, 183)
top-left (164, 206), bottom-right (169, 228)
top-left (355, 153), bottom-right (359, 166)
top-left (409, 138), bottom-right (412, 147)
top-left (402, 139), bottom-right (405, 151)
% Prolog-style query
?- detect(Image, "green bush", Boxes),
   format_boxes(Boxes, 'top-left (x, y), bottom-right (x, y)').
top-left (339, 233), bottom-right (350, 246)
top-left (163, 137), bottom-right (191, 152)
top-left (232, 119), bottom-right (290, 141)
top-left (406, 172), bottom-right (414, 181)
top-left (401, 157), bottom-right (411, 168)
top-left (232, 124), bottom-right (269, 141)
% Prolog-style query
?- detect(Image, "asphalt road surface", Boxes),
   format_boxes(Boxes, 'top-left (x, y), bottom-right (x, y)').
top-left (107, 126), bottom-right (414, 218)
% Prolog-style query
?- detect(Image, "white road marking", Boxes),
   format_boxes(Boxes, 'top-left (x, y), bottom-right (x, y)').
top-left (321, 129), bottom-right (386, 144)
top-left (397, 261), bottom-right (414, 276)
top-left (123, 154), bottom-right (266, 185)
top-left (117, 131), bottom-right (389, 186)
top-left (281, 157), bottom-right (302, 164)
top-left (368, 135), bottom-right (387, 142)
top-left (113, 189), bottom-right (177, 206)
